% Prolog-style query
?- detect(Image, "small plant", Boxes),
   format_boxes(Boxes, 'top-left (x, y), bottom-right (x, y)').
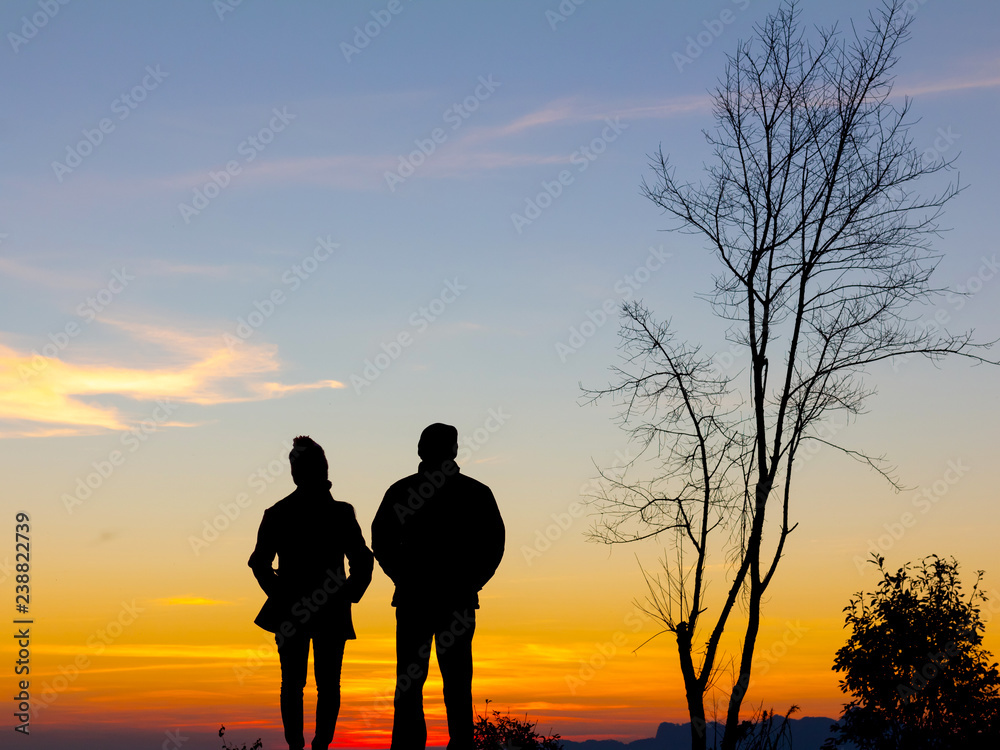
top-left (219, 724), bottom-right (263, 750)
top-left (473, 700), bottom-right (562, 749)
top-left (730, 705), bottom-right (796, 750)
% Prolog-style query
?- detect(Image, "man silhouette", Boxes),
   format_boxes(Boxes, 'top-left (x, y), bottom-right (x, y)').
top-left (249, 436), bottom-right (374, 750)
top-left (372, 423), bottom-right (505, 750)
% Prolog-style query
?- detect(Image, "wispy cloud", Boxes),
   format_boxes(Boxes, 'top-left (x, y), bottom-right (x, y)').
top-left (7, 73), bottom-right (990, 212)
top-left (463, 94), bottom-right (710, 145)
top-left (461, 98), bottom-right (590, 144)
top-left (897, 72), bottom-right (1000, 97)
top-left (205, 78), bottom-right (993, 189)
top-left (0, 321), bottom-right (344, 438)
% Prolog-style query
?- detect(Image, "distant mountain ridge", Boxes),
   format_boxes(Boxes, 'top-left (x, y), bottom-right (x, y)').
top-left (560, 716), bottom-right (847, 750)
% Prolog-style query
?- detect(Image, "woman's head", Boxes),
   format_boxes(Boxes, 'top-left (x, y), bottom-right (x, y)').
top-left (289, 435), bottom-right (329, 487)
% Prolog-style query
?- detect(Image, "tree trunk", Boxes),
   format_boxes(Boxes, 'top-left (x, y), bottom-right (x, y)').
top-left (676, 624), bottom-right (708, 750)
top-left (719, 479), bottom-right (768, 750)
top-left (719, 584), bottom-right (763, 750)
top-left (687, 697), bottom-right (708, 750)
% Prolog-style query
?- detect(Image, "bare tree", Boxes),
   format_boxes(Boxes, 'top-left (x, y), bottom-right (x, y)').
top-left (586, 3), bottom-right (994, 749)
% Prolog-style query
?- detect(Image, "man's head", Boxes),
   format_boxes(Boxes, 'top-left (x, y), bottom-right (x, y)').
top-left (289, 435), bottom-right (328, 487)
top-left (417, 423), bottom-right (458, 464)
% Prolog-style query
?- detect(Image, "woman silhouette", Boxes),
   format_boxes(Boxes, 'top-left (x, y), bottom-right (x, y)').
top-left (248, 436), bottom-right (373, 750)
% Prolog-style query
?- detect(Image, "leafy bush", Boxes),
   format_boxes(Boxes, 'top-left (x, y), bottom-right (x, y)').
top-left (474, 700), bottom-right (563, 749)
top-left (823, 554), bottom-right (1000, 749)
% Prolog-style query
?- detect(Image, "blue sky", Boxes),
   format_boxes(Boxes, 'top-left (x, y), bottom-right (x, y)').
top-left (4, 0), bottom-right (997, 436)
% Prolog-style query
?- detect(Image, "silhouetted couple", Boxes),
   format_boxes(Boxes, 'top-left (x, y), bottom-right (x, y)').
top-left (248, 424), bottom-right (505, 750)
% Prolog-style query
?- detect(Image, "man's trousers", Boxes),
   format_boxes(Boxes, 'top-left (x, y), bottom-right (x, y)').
top-left (391, 606), bottom-right (476, 750)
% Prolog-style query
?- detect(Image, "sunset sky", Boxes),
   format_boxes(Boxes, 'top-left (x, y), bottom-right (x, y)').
top-left (2, 1), bottom-right (999, 748)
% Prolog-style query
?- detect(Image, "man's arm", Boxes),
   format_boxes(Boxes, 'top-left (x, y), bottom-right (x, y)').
top-left (371, 486), bottom-right (405, 584)
top-left (248, 509), bottom-right (281, 598)
top-left (341, 505), bottom-right (374, 603)
top-left (472, 486), bottom-right (505, 591)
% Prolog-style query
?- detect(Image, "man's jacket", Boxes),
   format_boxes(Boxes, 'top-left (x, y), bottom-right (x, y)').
top-left (249, 486), bottom-right (373, 638)
top-left (371, 462), bottom-right (505, 610)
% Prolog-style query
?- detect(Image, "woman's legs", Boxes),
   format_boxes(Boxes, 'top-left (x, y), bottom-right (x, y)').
top-left (311, 634), bottom-right (346, 750)
top-left (276, 632), bottom-right (310, 750)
